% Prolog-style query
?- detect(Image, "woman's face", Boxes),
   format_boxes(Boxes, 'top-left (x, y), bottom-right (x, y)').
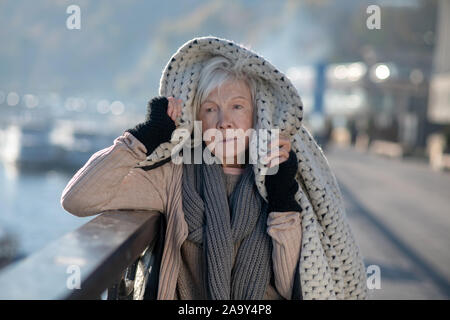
top-left (198, 78), bottom-right (254, 166)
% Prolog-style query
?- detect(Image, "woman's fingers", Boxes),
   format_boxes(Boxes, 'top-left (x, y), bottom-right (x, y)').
top-left (264, 149), bottom-right (289, 166)
top-left (177, 98), bottom-right (183, 119)
top-left (167, 97), bottom-right (174, 120)
top-left (262, 142), bottom-right (289, 163)
top-left (268, 157), bottom-right (280, 168)
top-left (268, 155), bottom-right (289, 168)
top-left (167, 97), bottom-right (183, 121)
top-left (167, 97), bottom-right (179, 121)
top-left (264, 134), bottom-right (291, 166)
top-left (268, 135), bottom-right (290, 150)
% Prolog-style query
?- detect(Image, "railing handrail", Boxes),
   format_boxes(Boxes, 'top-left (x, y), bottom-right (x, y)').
top-left (0, 210), bottom-right (161, 300)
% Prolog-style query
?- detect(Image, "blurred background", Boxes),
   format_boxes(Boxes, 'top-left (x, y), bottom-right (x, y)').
top-left (0, 0), bottom-right (449, 299)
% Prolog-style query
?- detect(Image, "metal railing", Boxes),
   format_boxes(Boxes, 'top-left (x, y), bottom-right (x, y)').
top-left (0, 210), bottom-right (163, 300)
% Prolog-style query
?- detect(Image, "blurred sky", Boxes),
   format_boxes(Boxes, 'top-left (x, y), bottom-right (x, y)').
top-left (0, 0), bottom-right (436, 114)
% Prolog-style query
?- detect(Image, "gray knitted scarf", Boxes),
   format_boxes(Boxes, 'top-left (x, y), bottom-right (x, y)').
top-left (182, 157), bottom-right (273, 300)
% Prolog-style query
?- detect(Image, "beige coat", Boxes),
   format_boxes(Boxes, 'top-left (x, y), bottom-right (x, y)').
top-left (60, 132), bottom-right (302, 300)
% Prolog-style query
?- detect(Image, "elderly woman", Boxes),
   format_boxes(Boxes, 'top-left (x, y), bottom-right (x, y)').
top-left (61, 36), bottom-right (367, 300)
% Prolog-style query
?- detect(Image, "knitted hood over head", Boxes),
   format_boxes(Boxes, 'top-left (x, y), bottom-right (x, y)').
top-left (136, 35), bottom-right (367, 299)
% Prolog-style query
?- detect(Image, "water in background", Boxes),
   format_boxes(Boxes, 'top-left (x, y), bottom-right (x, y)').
top-left (0, 102), bottom-right (133, 267)
top-left (0, 163), bottom-right (93, 259)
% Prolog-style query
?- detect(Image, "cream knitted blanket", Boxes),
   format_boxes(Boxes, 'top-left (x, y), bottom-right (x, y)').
top-left (136, 36), bottom-right (368, 299)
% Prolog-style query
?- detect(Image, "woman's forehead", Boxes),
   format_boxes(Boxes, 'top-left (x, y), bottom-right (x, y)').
top-left (206, 79), bottom-right (252, 101)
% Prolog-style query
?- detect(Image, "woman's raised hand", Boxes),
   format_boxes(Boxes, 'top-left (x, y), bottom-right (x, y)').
top-left (126, 96), bottom-right (179, 156)
top-left (263, 133), bottom-right (292, 168)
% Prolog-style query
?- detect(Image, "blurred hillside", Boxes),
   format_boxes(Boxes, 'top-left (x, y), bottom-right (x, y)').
top-left (0, 0), bottom-right (437, 112)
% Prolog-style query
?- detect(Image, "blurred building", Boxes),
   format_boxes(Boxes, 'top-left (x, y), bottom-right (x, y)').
top-left (426, 0), bottom-right (450, 170)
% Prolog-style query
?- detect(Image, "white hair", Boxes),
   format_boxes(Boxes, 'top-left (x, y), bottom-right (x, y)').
top-left (192, 55), bottom-right (258, 126)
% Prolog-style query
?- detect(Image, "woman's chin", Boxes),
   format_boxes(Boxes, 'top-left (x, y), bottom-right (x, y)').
top-left (213, 151), bottom-right (247, 165)
top-left (206, 140), bottom-right (248, 163)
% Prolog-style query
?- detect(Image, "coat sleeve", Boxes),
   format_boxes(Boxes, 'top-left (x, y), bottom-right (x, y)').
top-left (266, 210), bottom-right (302, 300)
top-left (60, 131), bottom-right (172, 217)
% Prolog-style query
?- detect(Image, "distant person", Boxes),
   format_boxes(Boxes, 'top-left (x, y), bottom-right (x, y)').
top-left (323, 117), bottom-right (334, 150)
top-left (60, 36), bottom-right (367, 300)
top-left (348, 118), bottom-right (357, 145)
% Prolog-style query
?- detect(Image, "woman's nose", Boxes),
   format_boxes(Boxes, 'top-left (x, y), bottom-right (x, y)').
top-left (217, 111), bottom-right (233, 129)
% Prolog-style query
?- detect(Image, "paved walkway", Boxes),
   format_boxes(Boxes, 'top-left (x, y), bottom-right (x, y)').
top-left (325, 145), bottom-right (450, 299)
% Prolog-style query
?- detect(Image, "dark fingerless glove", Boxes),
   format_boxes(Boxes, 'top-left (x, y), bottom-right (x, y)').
top-left (264, 150), bottom-right (302, 213)
top-left (126, 96), bottom-right (176, 156)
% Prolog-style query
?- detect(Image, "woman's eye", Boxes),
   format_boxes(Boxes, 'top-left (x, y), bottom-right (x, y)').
top-left (234, 105), bottom-right (243, 109)
top-left (206, 107), bottom-right (216, 112)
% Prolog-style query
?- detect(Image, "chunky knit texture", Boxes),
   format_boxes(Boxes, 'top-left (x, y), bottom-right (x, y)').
top-left (176, 171), bottom-right (285, 300)
top-left (182, 158), bottom-right (272, 299)
top-left (132, 35), bottom-right (368, 299)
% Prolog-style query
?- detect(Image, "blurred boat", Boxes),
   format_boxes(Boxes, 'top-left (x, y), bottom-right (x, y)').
top-left (50, 119), bottom-right (118, 170)
top-left (0, 121), bottom-right (64, 170)
top-left (0, 112), bottom-right (122, 171)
